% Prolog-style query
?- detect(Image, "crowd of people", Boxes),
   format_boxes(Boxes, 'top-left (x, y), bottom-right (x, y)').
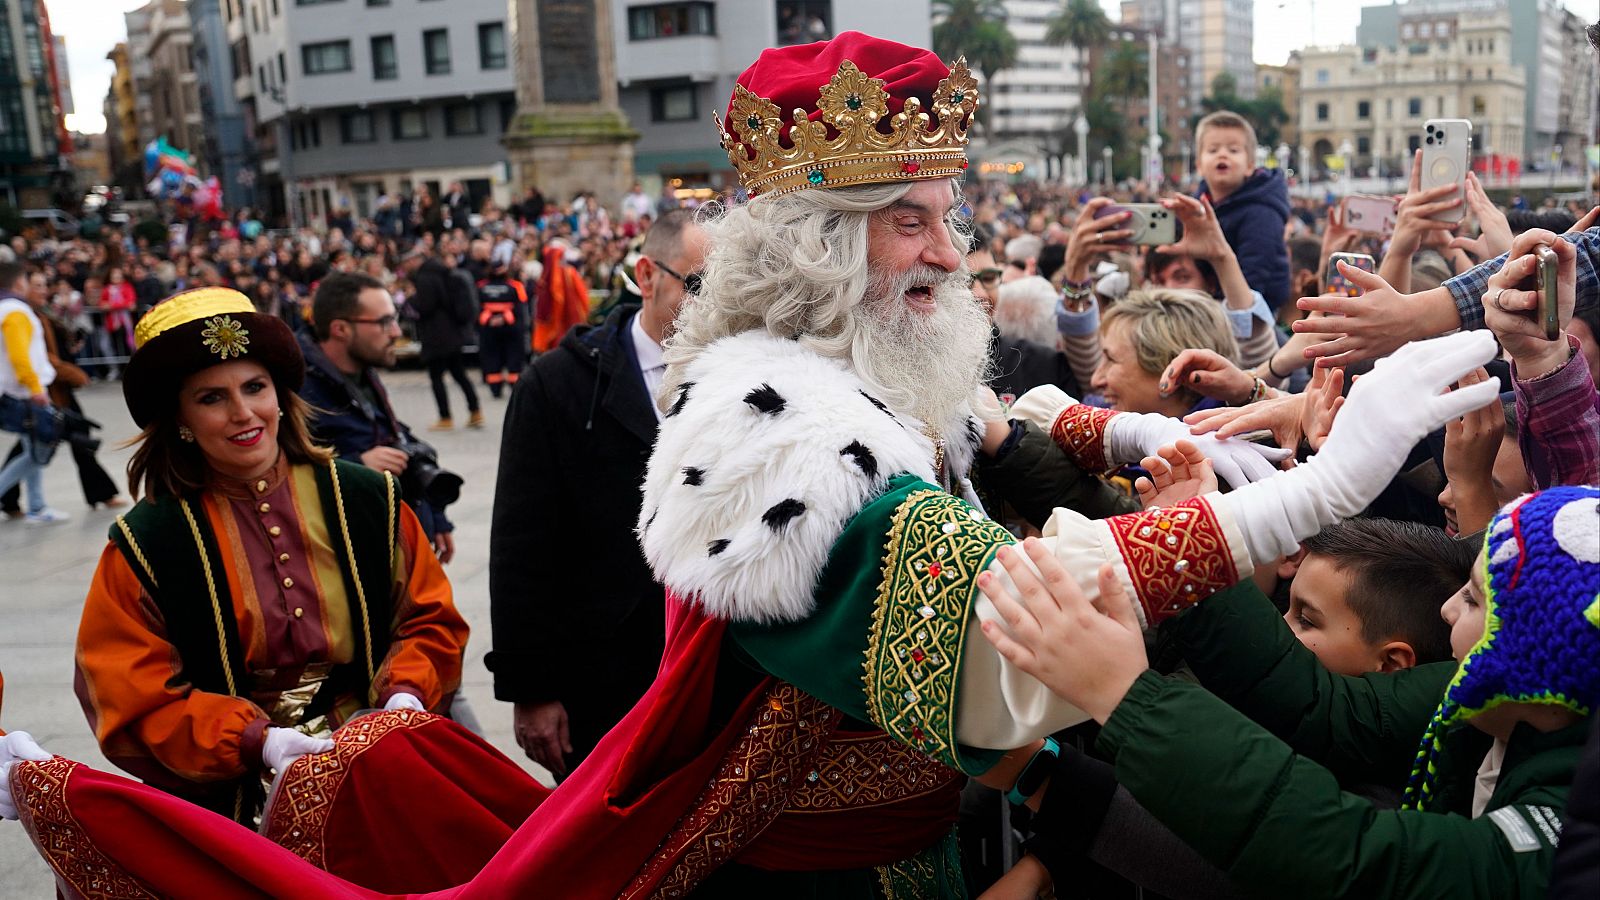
top-left (0, 24), bottom-right (1597, 900)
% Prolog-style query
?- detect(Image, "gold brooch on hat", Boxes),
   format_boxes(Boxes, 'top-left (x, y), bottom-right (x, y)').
top-left (716, 58), bottom-right (979, 198)
top-left (200, 315), bottom-right (251, 359)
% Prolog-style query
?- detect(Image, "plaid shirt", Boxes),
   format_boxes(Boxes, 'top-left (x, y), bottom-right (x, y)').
top-left (1513, 335), bottom-right (1600, 489)
top-left (1444, 226), bottom-right (1600, 331)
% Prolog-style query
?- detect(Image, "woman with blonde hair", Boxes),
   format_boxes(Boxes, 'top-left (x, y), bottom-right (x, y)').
top-left (1092, 287), bottom-right (1241, 418)
top-left (74, 287), bottom-right (468, 823)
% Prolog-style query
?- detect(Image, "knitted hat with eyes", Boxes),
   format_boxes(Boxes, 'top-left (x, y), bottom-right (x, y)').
top-left (1403, 485), bottom-right (1600, 810)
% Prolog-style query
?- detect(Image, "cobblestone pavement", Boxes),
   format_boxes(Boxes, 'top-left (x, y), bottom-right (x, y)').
top-left (0, 370), bottom-right (545, 892)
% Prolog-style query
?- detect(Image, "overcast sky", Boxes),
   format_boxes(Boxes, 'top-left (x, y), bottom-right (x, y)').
top-left (47, 0), bottom-right (1600, 134)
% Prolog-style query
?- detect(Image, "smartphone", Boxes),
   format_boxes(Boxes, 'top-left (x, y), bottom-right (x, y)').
top-left (1094, 202), bottom-right (1177, 246)
top-left (1537, 244), bottom-right (1560, 340)
top-left (1341, 194), bottom-right (1398, 236)
top-left (1325, 252), bottom-right (1376, 296)
top-left (1420, 118), bottom-right (1472, 224)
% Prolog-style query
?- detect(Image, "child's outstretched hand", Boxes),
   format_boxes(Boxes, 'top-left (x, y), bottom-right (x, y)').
top-left (979, 544), bottom-right (1147, 724)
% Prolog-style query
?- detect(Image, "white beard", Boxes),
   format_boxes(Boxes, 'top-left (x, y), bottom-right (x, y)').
top-left (852, 265), bottom-right (992, 429)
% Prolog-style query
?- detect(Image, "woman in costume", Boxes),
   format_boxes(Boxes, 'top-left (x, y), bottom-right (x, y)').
top-left (73, 286), bottom-right (469, 823)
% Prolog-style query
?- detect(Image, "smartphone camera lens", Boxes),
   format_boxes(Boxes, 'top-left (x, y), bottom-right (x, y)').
top-left (1425, 136), bottom-right (1434, 145)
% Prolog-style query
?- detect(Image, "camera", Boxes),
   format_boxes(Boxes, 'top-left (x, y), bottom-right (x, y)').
top-left (59, 407), bottom-right (102, 453)
top-left (395, 438), bottom-right (463, 508)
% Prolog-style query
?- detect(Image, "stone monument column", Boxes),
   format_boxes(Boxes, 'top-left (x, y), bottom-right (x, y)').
top-left (503, 0), bottom-right (639, 207)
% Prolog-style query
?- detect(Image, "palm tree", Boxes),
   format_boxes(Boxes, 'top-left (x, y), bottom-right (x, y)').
top-left (932, 0), bottom-right (1017, 133)
top-left (1045, 0), bottom-right (1111, 117)
top-left (1100, 40), bottom-right (1148, 129)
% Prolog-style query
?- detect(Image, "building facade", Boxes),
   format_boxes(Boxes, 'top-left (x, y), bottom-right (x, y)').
top-left (613, 0), bottom-right (931, 194)
top-left (145, 0), bottom-right (204, 166)
top-left (1123, 0), bottom-right (1253, 107)
top-left (0, 0), bottom-right (71, 208)
top-left (1255, 58), bottom-right (1299, 153)
top-left (1297, 7), bottom-right (1525, 181)
top-left (104, 41), bottom-right (142, 195)
top-left (1086, 22), bottom-right (1192, 178)
top-left (1357, 0), bottom-right (1593, 169)
top-left (191, 0), bottom-right (254, 211)
top-left (216, 0), bottom-right (514, 226)
top-left (982, 0), bottom-right (1081, 143)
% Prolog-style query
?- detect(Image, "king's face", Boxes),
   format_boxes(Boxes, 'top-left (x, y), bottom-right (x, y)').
top-left (866, 180), bottom-right (964, 314)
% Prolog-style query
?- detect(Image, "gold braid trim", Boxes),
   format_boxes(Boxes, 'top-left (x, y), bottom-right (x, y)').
top-left (863, 489), bottom-right (1013, 773)
top-left (15, 757), bottom-right (161, 899)
top-left (113, 515), bottom-right (158, 587)
top-left (178, 499), bottom-right (237, 699)
top-left (383, 470), bottom-right (396, 574)
top-left (328, 460), bottom-right (378, 701)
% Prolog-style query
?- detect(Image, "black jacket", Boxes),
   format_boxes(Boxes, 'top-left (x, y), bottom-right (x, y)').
top-left (1552, 714), bottom-right (1600, 900)
top-left (409, 258), bottom-right (465, 359)
top-left (486, 305), bottom-right (664, 729)
top-left (295, 333), bottom-right (452, 536)
top-left (1200, 167), bottom-right (1292, 310)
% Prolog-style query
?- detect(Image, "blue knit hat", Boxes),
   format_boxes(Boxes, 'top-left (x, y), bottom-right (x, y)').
top-left (1403, 486), bottom-right (1600, 810)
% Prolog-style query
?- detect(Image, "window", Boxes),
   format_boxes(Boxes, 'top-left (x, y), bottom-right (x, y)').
top-left (423, 29), bottom-right (450, 75)
top-left (1385, 98), bottom-right (1393, 117)
top-left (477, 22), bottom-right (507, 69)
top-left (278, 52), bottom-right (287, 83)
top-left (1356, 100), bottom-right (1370, 119)
top-left (1407, 134), bottom-right (1421, 154)
top-left (340, 110), bottom-right (375, 143)
top-left (1407, 97), bottom-right (1422, 117)
top-left (445, 102), bottom-right (482, 135)
top-left (627, 2), bottom-right (716, 40)
top-left (1471, 95), bottom-right (1486, 116)
top-left (392, 106), bottom-right (428, 139)
top-left (367, 0), bottom-right (390, 5)
top-left (371, 35), bottom-right (397, 79)
top-left (1357, 136), bottom-right (1370, 156)
top-left (776, 1), bottom-right (831, 45)
top-left (1315, 102), bottom-right (1329, 122)
top-left (650, 83), bottom-right (698, 122)
top-left (302, 40), bottom-right (352, 75)
top-left (1315, 68), bottom-right (1328, 84)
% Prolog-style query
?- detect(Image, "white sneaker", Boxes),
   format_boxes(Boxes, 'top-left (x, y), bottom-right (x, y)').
top-left (24, 508), bottom-right (70, 525)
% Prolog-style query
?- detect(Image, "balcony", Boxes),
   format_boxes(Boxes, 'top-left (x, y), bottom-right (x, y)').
top-left (617, 34), bottom-right (720, 86)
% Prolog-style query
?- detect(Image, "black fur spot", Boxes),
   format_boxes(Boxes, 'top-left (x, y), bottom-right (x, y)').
top-left (964, 417), bottom-right (983, 450)
top-left (644, 509), bottom-right (657, 531)
top-left (858, 390), bottom-right (895, 418)
top-left (840, 441), bottom-right (879, 479)
top-left (682, 467), bottom-right (705, 486)
top-left (761, 498), bottom-right (807, 531)
top-left (744, 383), bottom-right (787, 415)
top-left (708, 538), bottom-right (732, 556)
top-left (665, 381), bottom-right (695, 418)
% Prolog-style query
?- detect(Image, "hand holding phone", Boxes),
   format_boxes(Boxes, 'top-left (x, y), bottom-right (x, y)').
top-left (1325, 252), bottom-right (1376, 296)
top-left (1096, 202), bottom-right (1177, 246)
top-left (1419, 119), bottom-right (1472, 224)
top-left (1536, 245), bottom-right (1560, 340)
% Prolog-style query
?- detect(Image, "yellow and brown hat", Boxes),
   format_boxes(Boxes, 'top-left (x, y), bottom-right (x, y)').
top-left (123, 287), bottom-right (305, 428)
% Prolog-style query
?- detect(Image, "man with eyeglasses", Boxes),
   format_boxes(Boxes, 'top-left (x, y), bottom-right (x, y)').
top-left (297, 271), bottom-right (457, 563)
top-left (488, 208), bottom-right (708, 781)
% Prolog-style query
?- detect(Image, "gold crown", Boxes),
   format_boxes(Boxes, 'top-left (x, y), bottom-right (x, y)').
top-left (715, 58), bottom-right (979, 198)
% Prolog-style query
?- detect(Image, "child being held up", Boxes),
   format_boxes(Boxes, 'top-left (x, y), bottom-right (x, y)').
top-left (1194, 110), bottom-right (1291, 310)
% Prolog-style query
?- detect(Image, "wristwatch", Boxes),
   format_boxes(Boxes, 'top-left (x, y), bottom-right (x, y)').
top-left (1007, 735), bottom-right (1061, 806)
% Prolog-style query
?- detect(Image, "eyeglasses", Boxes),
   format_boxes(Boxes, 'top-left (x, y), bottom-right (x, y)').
top-left (653, 260), bottom-right (703, 296)
top-left (340, 315), bottom-right (399, 328)
top-left (968, 268), bottom-right (1003, 288)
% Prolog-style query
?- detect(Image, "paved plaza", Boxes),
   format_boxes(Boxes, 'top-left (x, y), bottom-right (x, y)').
top-left (0, 370), bottom-right (546, 892)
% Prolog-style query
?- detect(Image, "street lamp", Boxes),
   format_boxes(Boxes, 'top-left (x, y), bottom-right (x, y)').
top-left (1276, 142), bottom-right (1291, 176)
top-left (1551, 144), bottom-right (1563, 189)
top-left (1180, 140), bottom-right (1191, 184)
top-left (1148, 132), bottom-right (1163, 190)
top-left (1074, 115), bottom-right (1090, 186)
top-left (1339, 139), bottom-right (1354, 196)
top-left (1102, 145), bottom-right (1113, 188)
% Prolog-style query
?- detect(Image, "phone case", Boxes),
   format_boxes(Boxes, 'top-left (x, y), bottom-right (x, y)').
top-left (1325, 252), bottom-right (1376, 297)
top-left (1342, 195), bottom-right (1397, 235)
top-left (1121, 203), bottom-right (1177, 246)
top-left (1420, 119), bottom-right (1471, 224)
top-left (1538, 245), bottom-right (1560, 340)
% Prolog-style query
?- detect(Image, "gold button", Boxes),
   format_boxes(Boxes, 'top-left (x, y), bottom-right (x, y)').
top-left (279, 553), bottom-right (290, 563)
top-left (255, 480), bottom-right (268, 493)
top-left (258, 502), bottom-right (271, 514)
top-left (269, 525), bottom-right (281, 537)
top-left (282, 577), bottom-right (294, 589)
top-left (293, 607), bottom-right (304, 618)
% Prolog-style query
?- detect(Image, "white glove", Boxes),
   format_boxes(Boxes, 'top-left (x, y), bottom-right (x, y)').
top-left (1106, 410), bottom-right (1294, 489)
top-left (261, 727), bottom-right (335, 774)
top-left (1214, 330), bottom-right (1499, 564)
top-left (1, 731), bottom-right (52, 821)
top-left (383, 692), bottom-right (425, 712)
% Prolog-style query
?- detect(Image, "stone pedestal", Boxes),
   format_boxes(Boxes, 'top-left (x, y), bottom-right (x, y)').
top-left (503, 0), bottom-right (639, 205)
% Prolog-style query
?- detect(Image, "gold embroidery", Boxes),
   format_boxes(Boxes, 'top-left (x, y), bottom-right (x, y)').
top-left (15, 756), bottom-right (161, 898)
top-left (864, 489), bottom-right (1013, 772)
top-left (1103, 497), bottom-right (1237, 626)
top-left (874, 831), bottom-right (963, 899)
top-left (786, 732), bottom-right (962, 813)
top-left (328, 460), bottom-right (377, 701)
top-left (261, 710), bottom-right (438, 868)
top-left (199, 314), bottom-right (250, 359)
top-left (622, 683), bottom-right (839, 899)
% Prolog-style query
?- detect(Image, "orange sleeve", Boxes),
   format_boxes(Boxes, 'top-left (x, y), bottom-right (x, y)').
top-left (74, 544), bottom-right (270, 783)
top-left (372, 503), bottom-right (470, 709)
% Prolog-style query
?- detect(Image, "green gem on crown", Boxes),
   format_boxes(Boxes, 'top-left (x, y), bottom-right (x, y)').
top-left (807, 168), bottom-right (825, 185)
top-left (846, 94), bottom-right (863, 110)
top-left (746, 115), bottom-right (761, 130)
top-left (950, 91), bottom-right (965, 103)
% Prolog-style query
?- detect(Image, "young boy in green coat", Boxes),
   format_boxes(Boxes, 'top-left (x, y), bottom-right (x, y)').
top-left (981, 486), bottom-right (1598, 899)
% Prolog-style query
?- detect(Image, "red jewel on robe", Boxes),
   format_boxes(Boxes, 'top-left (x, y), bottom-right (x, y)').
top-left (911, 726), bottom-right (925, 743)
top-left (927, 562), bottom-right (942, 578)
top-left (910, 648), bottom-right (926, 663)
